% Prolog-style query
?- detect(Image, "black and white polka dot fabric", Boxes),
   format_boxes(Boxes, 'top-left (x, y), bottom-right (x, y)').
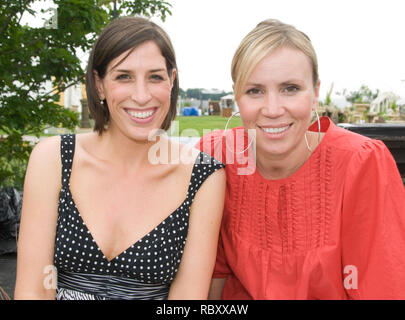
top-left (54, 134), bottom-right (224, 300)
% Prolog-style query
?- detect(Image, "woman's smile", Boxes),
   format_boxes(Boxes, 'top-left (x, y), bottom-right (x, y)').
top-left (258, 123), bottom-right (293, 139)
top-left (124, 107), bottom-right (158, 124)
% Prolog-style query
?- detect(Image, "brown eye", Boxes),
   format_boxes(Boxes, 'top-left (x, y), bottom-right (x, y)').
top-left (116, 74), bottom-right (131, 80)
top-left (150, 74), bottom-right (164, 81)
top-left (284, 85), bottom-right (299, 93)
top-left (246, 88), bottom-right (263, 95)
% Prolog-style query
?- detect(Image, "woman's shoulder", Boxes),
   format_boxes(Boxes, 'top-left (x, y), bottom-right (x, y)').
top-left (171, 141), bottom-right (224, 180)
top-left (30, 133), bottom-right (85, 164)
top-left (197, 129), bottom-right (225, 151)
top-left (27, 133), bottom-right (96, 177)
top-left (198, 127), bottom-right (245, 145)
top-left (176, 141), bottom-right (224, 170)
top-left (197, 127), bottom-right (246, 162)
top-left (326, 121), bottom-right (386, 154)
top-left (25, 135), bottom-right (63, 190)
top-left (156, 141), bottom-right (225, 201)
top-left (324, 123), bottom-right (398, 180)
top-left (29, 135), bottom-right (61, 163)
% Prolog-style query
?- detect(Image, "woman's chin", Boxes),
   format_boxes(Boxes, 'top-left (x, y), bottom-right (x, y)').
top-left (256, 139), bottom-right (293, 158)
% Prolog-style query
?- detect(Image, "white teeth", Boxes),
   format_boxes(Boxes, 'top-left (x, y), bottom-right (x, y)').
top-left (261, 125), bottom-right (290, 134)
top-left (127, 110), bottom-right (154, 119)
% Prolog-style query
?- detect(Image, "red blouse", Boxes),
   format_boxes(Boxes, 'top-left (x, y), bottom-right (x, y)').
top-left (198, 117), bottom-right (405, 299)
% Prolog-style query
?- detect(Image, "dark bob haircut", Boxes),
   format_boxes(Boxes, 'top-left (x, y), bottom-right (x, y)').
top-left (86, 16), bottom-right (179, 134)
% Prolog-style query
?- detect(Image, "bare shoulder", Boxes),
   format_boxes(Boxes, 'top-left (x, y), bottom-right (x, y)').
top-left (191, 144), bottom-right (226, 196)
top-left (166, 139), bottom-right (201, 170)
top-left (179, 142), bottom-right (202, 162)
top-left (74, 131), bottom-right (98, 148)
top-left (25, 135), bottom-right (62, 188)
top-left (29, 135), bottom-right (61, 163)
top-left (179, 142), bottom-right (224, 175)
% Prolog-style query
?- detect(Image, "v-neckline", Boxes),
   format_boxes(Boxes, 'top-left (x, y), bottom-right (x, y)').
top-left (59, 132), bottom-right (206, 263)
top-left (65, 185), bottom-right (190, 263)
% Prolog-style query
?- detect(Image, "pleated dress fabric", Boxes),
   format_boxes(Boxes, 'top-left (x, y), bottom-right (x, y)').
top-left (198, 117), bottom-right (405, 299)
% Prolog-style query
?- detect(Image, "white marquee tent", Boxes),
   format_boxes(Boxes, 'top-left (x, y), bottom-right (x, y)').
top-left (220, 94), bottom-right (239, 112)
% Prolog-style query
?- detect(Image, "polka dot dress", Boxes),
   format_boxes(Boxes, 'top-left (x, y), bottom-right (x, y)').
top-left (54, 134), bottom-right (224, 300)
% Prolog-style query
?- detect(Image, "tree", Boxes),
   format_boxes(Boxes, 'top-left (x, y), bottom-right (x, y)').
top-left (0, 0), bottom-right (172, 188)
top-left (339, 84), bottom-right (379, 104)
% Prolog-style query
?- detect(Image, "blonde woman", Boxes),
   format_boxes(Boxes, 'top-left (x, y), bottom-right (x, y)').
top-left (199, 19), bottom-right (405, 300)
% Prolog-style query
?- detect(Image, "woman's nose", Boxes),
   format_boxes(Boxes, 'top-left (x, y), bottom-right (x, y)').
top-left (261, 92), bottom-right (285, 118)
top-left (131, 80), bottom-right (152, 106)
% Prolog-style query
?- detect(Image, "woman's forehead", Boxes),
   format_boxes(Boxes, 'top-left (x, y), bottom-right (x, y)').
top-left (107, 41), bottom-right (166, 73)
top-left (248, 47), bottom-right (313, 82)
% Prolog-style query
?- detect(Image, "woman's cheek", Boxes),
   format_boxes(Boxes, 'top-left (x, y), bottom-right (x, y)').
top-left (237, 98), bottom-right (258, 128)
top-left (290, 96), bottom-right (314, 120)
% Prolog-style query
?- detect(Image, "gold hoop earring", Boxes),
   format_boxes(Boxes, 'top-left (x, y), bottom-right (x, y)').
top-left (305, 109), bottom-right (321, 152)
top-left (315, 109), bottom-right (321, 143)
top-left (224, 111), bottom-right (254, 154)
top-left (305, 132), bottom-right (312, 152)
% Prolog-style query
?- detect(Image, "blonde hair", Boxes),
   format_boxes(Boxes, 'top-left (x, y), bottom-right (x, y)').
top-left (231, 19), bottom-right (319, 99)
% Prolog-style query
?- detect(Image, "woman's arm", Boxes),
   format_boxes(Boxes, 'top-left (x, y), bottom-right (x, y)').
top-left (14, 136), bottom-right (61, 300)
top-left (341, 140), bottom-right (405, 299)
top-left (168, 168), bottom-right (226, 300)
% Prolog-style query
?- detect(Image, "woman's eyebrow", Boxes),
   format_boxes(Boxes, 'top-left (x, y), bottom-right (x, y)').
top-left (113, 69), bottom-right (132, 73)
top-left (245, 82), bottom-right (263, 87)
top-left (280, 78), bottom-right (304, 85)
top-left (149, 68), bottom-right (167, 73)
top-left (111, 68), bottom-right (166, 73)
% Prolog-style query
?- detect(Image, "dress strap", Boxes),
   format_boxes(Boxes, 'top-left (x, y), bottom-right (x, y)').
top-left (186, 151), bottom-right (225, 204)
top-left (60, 134), bottom-right (76, 187)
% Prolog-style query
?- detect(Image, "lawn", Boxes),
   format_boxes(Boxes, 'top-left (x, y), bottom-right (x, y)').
top-left (0, 115), bottom-right (243, 138)
top-left (170, 115), bottom-right (243, 137)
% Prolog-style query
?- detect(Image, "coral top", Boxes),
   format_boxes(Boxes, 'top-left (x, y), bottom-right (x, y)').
top-left (198, 117), bottom-right (405, 299)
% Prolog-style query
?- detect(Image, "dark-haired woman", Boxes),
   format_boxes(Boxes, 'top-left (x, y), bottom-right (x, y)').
top-left (14, 16), bottom-right (225, 300)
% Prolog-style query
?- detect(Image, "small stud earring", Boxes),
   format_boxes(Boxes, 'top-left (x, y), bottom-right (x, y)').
top-left (100, 100), bottom-right (104, 105)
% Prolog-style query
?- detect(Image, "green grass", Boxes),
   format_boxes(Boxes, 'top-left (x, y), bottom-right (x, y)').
top-left (0, 116), bottom-right (243, 138)
top-left (170, 115), bottom-right (243, 137)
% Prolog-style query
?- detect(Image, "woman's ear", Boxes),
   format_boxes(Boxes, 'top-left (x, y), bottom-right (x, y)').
top-left (313, 79), bottom-right (321, 111)
top-left (93, 70), bottom-right (105, 101)
top-left (169, 68), bottom-right (177, 90)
